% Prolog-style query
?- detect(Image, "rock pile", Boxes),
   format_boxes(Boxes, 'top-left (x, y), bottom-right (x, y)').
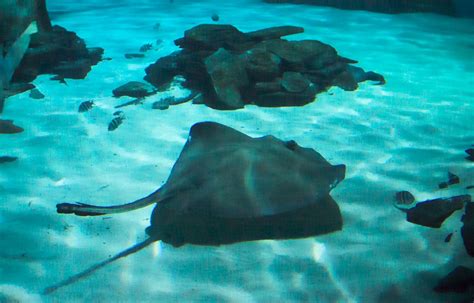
top-left (144, 24), bottom-right (384, 110)
top-left (11, 25), bottom-right (103, 84)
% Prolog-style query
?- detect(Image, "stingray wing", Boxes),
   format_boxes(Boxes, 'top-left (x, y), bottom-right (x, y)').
top-left (161, 122), bottom-right (345, 219)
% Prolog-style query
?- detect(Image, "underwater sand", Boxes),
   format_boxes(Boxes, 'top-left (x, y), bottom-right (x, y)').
top-left (1, 0), bottom-right (474, 302)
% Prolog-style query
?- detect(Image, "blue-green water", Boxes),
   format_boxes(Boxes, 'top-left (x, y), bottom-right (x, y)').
top-left (1, 0), bottom-right (474, 302)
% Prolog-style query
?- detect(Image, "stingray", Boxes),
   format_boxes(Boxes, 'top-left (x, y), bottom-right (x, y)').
top-left (44, 121), bottom-right (345, 294)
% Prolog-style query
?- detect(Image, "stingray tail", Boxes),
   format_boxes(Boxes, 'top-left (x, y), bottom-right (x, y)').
top-left (56, 189), bottom-right (161, 216)
top-left (43, 237), bottom-right (157, 295)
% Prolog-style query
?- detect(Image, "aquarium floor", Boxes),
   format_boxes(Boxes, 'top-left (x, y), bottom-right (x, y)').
top-left (1, 0), bottom-right (474, 302)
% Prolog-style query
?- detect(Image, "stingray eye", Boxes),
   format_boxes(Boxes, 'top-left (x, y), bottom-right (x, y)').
top-left (285, 140), bottom-right (298, 151)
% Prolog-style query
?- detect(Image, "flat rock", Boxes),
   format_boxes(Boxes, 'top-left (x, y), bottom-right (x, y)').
top-left (434, 266), bottom-right (474, 293)
top-left (281, 71), bottom-right (310, 92)
top-left (253, 85), bottom-right (317, 107)
top-left (112, 81), bottom-right (156, 98)
top-left (0, 156), bottom-right (18, 164)
top-left (254, 80), bottom-right (282, 94)
top-left (461, 202), bottom-right (474, 257)
top-left (29, 88), bottom-right (45, 99)
top-left (246, 26), bottom-right (304, 41)
top-left (175, 24), bottom-right (254, 51)
top-left (0, 120), bottom-right (24, 134)
top-left (405, 195), bottom-right (470, 228)
top-left (205, 48), bottom-right (248, 109)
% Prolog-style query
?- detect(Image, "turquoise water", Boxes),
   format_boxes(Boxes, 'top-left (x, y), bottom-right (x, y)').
top-left (1, 0), bottom-right (474, 302)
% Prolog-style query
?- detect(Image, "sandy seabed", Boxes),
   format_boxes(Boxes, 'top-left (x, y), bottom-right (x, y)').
top-left (1, 0), bottom-right (474, 302)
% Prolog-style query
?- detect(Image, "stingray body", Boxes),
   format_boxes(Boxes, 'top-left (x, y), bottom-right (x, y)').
top-left (46, 121), bottom-right (345, 294)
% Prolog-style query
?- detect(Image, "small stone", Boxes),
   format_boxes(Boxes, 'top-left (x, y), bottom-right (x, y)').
top-left (246, 26), bottom-right (304, 41)
top-left (0, 156), bottom-right (18, 164)
top-left (152, 99), bottom-right (170, 110)
top-left (112, 81), bottom-right (156, 98)
top-left (405, 195), bottom-right (470, 228)
top-left (29, 88), bottom-right (45, 99)
top-left (0, 119), bottom-right (24, 134)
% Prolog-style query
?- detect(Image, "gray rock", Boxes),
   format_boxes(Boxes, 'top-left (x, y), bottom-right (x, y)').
top-left (112, 81), bottom-right (156, 98)
top-left (404, 195), bottom-right (470, 228)
top-left (461, 202), bottom-right (474, 257)
top-left (246, 26), bottom-right (304, 41)
top-left (152, 99), bottom-right (170, 110)
top-left (332, 70), bottom-right (358, 91)
top-left (29, 88), bottom-right (45, 99)
top-left (244, 48), bottom-right (281, 81)
top-left (255, 80), bottom-right (282, 94)
top-left (253, 84), bottom-right (317, 107)
top-left (281, 72), bottom-right (310, 93)
top-left (205, 48), bottom-right (248, 109)
top-left (175, 24), bottom-right (254, 51)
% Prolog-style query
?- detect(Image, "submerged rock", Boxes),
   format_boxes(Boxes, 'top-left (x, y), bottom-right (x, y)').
top-left (0, 156), bottom-right (18, 164)
top-left (29, 88), bottom-right (45, 99)
top-left (144, 24), bottom-right (384, 110)
top-left (112, 81), bottom-right (156, 98)
top-left (403, 195), bottom-right (470, 228)
top-left (461, 202), bottom-right (474, 257)
top-left (204, 48), bottom-right (249, 109)
top-left (0, 120), bottom-right (24, 134)
top-left (434, 266), bottom-right (474, 293)
top-left (12, 25), bottom-right (103, 83)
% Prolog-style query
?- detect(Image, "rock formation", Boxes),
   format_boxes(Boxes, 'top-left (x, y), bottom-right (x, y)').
top-left (144, 24), bottom-right (384, 110)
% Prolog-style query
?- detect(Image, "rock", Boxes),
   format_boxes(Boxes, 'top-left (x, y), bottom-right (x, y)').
top-left (125, 53), bottom-right (145, 59)
top-left (347, 66), bottom-right (385, 85)
top-left (144, 24), bottom-right (384, 110)
top-left (466, 148), bottom-right (474, 162)
top-left (112, 81), bottom-right (156, 98)
top-left (404, 195), bottom-right (470, 228)
top-left (0, 156), bottom-right (18, 164)
top-left (434, 266), bottom-right (474, 293)
top-left (461, 202), bottom-right (474, 257)
top-left (152, 99), bottom-right (170, 110)
top-left (204, 48), bottom-right (249, 109)
top-left (244, 48), bottom-right (281, 81)
top-left (254, 80), bottom-right (282, 94)
top-left (253, 84), bottom-right (317, 107)
top-left (144, 52), bottom-right (181, 87)
top-left (29, 88), bottom-right (45, 99)
top-left (0, 120), bottom-right (24, 134)
top-left (246, 26), bottom-right (304, 41)
top-left (281, 72), bottom-right (311, 93)
top-left (12, 25), bottom-right (103, 83)
top-left (139, 43), bottom-right (153, 52)
top-left (332, 70), bottom-right (358, 91)
top-left (175, 24), bottom-right (254, 51)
